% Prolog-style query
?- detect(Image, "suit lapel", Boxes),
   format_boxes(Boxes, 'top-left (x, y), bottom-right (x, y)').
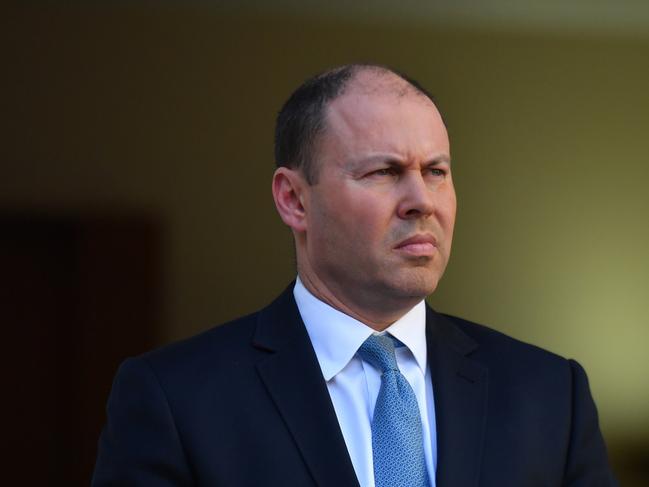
top-left (426, 308), bottom-right (488, 487)
top-left (253, 286), bottom-right (360, 487)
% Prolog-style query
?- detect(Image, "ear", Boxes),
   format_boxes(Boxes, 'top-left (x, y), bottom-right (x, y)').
top-left (272, 167), bottom-right (308, 233)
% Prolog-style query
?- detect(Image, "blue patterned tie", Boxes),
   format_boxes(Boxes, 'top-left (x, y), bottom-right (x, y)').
top-left (358, 334), bottom-right (430, 487)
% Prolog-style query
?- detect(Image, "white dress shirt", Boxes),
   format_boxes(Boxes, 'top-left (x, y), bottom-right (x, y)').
top-left (293, 277), bottom-right (437, 487)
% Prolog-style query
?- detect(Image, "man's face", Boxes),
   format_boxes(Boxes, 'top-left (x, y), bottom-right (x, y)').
top-left (300, 76), bottom-right (456, 311)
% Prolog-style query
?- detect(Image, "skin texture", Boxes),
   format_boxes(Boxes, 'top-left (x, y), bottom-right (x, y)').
top-left (273, 69), bottom-right (456, 330)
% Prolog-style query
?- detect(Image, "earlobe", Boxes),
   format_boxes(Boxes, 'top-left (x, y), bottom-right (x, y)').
top-left (272, 167), bottom-right (308, 232)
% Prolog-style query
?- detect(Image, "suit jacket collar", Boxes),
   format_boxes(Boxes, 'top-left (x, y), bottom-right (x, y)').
top-left (252, 284), bottom-right (361, 487)
top-left (251, 285), bottom-right (488, 487)
top-left (427, 307), bottom-right (488, 487)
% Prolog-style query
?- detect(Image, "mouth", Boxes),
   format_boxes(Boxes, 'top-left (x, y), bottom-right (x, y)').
top-left (393, 234), bottom-right (438, 257)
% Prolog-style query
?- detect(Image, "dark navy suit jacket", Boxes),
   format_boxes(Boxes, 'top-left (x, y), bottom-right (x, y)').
top-left (93, 285), bottom-right (617, 486)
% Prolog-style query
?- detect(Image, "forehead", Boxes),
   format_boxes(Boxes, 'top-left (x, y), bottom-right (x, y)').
top-left (321, 72), bottom-right (448, 156)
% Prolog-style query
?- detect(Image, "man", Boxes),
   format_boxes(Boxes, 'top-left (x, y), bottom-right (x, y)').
top-left (93, 64), bottom-right (617, 486)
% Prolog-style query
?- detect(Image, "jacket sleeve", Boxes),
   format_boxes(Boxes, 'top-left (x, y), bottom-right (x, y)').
top-left (92, 357), bottom-right (195, 486)
top-left (562, 359), bottom-right (618, 487)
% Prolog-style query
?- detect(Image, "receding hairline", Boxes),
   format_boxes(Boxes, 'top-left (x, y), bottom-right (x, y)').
top-left (321, 64), bottom-right (435, 104)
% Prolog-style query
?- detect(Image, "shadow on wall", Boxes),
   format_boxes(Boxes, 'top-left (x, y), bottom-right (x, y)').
top-left (608, 440), bottom-right (649, 487)
top-left (1, 213), bottom-right (163, 485)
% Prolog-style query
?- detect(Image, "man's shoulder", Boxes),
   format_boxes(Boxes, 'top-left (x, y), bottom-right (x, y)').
top-left (110, 309), bottom-right (277, 411)
top-left (431, 312), bottom-right (586, 408)
top-left (138, 310), bottom-right (263, 377)
top-left (125, 284), bottom-right (298, 383)
top-left (436, 312), bottom-right (572, 375)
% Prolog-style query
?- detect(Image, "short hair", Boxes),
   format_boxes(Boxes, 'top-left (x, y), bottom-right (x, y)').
top-left (274, 64), bottom-right (438, 185)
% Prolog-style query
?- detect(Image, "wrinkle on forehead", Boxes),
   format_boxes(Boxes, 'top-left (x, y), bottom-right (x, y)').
top-left (322, 93), bottom-right (449, 174)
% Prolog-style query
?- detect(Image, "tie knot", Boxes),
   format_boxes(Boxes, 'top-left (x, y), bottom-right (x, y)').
top-left (358, 334), bottom-right (399, 373)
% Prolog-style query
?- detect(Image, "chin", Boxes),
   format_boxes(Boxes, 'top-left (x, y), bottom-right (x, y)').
top-left (387, 271), bottom-right (441, 300)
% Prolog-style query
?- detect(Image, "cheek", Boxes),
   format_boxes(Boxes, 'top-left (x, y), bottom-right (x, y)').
top-left (438, 189), bottom-right (457, 227)
top-left (342, 201), bottom-right (389, 239)
top-left (310, 188), bottom-right (393, 246)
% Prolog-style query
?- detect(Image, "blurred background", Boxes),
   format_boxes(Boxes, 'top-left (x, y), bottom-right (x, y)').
top-left (2, 1), bottom-right (648, 485)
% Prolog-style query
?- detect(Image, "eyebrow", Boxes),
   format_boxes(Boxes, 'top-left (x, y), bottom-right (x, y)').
top-left (424, 156), bottom-right (451, 165)
top-left (346, 153), bottom-right (451, 170)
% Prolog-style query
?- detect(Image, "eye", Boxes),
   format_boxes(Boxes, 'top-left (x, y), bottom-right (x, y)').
top-left (371, 167), bottom-right (399, 177)
top-left (426, 167), bottom-right (447, 177)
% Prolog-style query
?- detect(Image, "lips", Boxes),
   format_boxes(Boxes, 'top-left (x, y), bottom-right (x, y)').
top-left (394, 234), bottom-right (438, 257)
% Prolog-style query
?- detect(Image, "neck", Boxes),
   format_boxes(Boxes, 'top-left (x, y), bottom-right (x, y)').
top-left (297, 271), bottom-right (419, 332)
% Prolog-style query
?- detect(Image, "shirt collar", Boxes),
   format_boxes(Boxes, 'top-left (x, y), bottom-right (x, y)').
top-left (293, 277), bottom-right (428, 380)
top-left (384, 299), bottom-right (428, 374)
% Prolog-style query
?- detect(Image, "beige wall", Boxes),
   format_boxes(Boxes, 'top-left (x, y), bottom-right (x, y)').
top-left (3, 5), bottom-right (648, 463)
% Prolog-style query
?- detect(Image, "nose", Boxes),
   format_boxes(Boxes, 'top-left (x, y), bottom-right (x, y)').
top-left (396, 171), bottom-right (435, 220)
